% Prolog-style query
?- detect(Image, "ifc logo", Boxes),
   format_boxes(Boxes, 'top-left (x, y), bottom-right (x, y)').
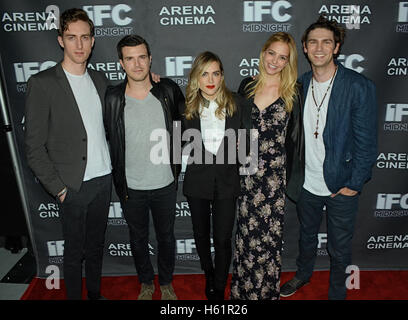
top-left (47, 240), bottom-right (64, 256)
top-left (243, 1), bottom-right (292, 22)
top-left (385, 104), bottom-right (408, 122)
top-left (14, 61), bottom-right (56, 83)
top-left (376, 194), bottom-right (408, 210)
top-left (337, 54), bottom-right (365, 73)
top-left (398, 2), bottom-right (408, 22)
top-left (165, 56), bottom-right (193, 77)
top-left (83, 4), bottom-right (132, 26)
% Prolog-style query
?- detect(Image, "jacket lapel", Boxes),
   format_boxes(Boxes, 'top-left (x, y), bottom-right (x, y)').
top-left (323, 62), bottom-right (344, 142)
top-left (302, 71), bottom-right (313, 109)
top-left (224, 111), bottom-right (233, 131)
top-left (326, 62), bottom-right (344, 116)
top-left (88, 68), bottom-right (105, 106)
top-left (193, 114), bottom-right (201, 132)
top-left (55, 62), bottom-right (77, 104)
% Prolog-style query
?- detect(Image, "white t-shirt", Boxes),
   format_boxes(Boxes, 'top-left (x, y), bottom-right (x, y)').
top-left (64, 69), bottom-right (111, 181)
top-left (200, 100), bottom-right (226, 155)
top-left (303, 76), bottom-right (336, 196)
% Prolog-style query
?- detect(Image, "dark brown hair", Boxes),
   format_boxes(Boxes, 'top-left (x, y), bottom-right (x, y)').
top-left (116, 35), bottom-right (151, 60)
top-left (301, 15), bottom-right (346, 59)
top-left (58, 8), bottom-right (94, 37)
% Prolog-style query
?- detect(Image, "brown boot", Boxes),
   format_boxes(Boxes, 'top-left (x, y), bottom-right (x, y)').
top-left (160, 284), bottom-right (177, 300)
top-left (138, 282), bottom-right (154, 300)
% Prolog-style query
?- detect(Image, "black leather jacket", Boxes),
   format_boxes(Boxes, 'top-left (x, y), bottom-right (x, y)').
top-left (238, 77), bottom-right (305, 202)
top-left (103, 77), bottom-right (185, 202)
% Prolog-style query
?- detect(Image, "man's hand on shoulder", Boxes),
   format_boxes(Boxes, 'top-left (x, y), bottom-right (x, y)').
top-left (151, 72), bottom-right (161, 83)
top-left (58, 187), bottom-right (68, 203)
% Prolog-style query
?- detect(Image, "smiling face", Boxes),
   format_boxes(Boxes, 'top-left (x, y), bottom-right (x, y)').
top-left (262, 40), bottom-right (290, 77)
top-left (198, 61), bottom-right (223, 100)
top-left (119, 44), bottom-right (151, 83)
top-left (303, 27), bottom-right (340, 70)
top-left (58, 20), bottom-right (94, 68)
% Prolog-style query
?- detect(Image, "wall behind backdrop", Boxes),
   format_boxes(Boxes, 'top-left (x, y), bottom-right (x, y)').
top-left (0, 0), bottom-right (407, 278)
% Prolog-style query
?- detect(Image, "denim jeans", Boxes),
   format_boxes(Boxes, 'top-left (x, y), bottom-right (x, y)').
top-left (121, 182), bottom-right (176, 285)
top-left (295, 188), bottom-right (359, 300)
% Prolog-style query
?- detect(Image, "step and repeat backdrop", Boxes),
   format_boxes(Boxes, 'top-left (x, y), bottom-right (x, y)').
top-left (0, 0), bottom-right (407, 278)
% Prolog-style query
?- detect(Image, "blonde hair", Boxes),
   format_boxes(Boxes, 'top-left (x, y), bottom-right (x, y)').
top-left (247, 32), bottom-right (298, 112)
top-left (185, 51), bottom-right (236, 120)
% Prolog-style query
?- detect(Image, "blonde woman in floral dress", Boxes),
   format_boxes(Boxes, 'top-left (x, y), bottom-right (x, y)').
top-left (230, 32), bottom-right (304, 300)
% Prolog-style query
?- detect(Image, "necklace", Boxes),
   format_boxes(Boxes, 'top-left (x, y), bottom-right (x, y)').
top-left (311, 66), bottom-right (337, 138)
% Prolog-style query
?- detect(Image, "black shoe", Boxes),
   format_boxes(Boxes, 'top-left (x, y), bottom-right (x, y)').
top-left (87, 294), bottom-right (108, 300)
top-left (280, 277), bottom-right (309, 297)
top-left (5, 236), bottom-right (23, 254)
top-left (213, 288), bottom-right (225, 301)
top-left (205, 271), bottom-right (216, 300)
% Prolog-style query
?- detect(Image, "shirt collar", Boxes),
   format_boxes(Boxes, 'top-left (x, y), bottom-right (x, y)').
top-left (202, 97), bottom-right (211, 109)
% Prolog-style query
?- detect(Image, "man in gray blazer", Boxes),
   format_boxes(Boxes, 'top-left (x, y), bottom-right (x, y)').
top-left (25, 8), bottom-right (112, 300)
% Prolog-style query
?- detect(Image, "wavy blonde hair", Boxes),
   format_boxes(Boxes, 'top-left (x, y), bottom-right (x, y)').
top-left (185, 51), bottom-right (235, 120)
top-left (247, 32), bottom-right (298, 112)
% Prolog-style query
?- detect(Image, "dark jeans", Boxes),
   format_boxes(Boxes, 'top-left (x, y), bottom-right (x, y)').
top-left (295, 188), bottom-right (359, 300)
top-left (187, 196), bottom-right (237, 291)
top-left (121, 182), bottom-right (176, 285)
top-left (59, 174), bottom-right (112, 300)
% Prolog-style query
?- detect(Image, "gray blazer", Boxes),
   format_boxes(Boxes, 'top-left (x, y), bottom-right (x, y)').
top-left (25, 62), bottom-right (109, 197)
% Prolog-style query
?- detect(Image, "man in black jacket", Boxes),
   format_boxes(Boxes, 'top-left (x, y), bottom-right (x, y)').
top-left (104, 35), bottom-right (184, 300)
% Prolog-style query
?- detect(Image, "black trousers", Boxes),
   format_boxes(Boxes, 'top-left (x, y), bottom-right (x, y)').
top-left (187, 196), bottom-right (237, 291)
top-left (59, 174), bottom-right (112, 300)
top-left (121, 182), bottom-right (176, 285)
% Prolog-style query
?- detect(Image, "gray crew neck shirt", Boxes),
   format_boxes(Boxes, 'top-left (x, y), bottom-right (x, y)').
top-left (124, 92), bottom-right (174, 190)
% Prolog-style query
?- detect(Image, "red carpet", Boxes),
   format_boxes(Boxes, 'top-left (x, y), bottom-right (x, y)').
top-left (21, 271), bottom-right (408, 300)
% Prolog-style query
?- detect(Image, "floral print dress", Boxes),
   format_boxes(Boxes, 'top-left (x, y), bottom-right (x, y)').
top-left (230, 98), bottom-right (289, 300)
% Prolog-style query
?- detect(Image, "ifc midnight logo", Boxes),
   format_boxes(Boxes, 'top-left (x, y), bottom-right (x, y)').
top-left (384, 104), bottom-right (408, 132)
top-left (165, 56), bottom-right (194, 87)
top-left (83, 4), bottom-right (133, 37)
top-left (242, 1), bottom-right (292, 32)
top-left (374, 194), bottom-right (408, 218)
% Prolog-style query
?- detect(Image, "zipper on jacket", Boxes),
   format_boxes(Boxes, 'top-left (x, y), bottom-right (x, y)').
top-left (173, 117), bottom-right (177, 178)
top-left (164, 96), bottom-right (180, 187)
top-left (118, 93), bottom-right (129, 202)
top-left (163, 97), bottom-right (171, 131)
